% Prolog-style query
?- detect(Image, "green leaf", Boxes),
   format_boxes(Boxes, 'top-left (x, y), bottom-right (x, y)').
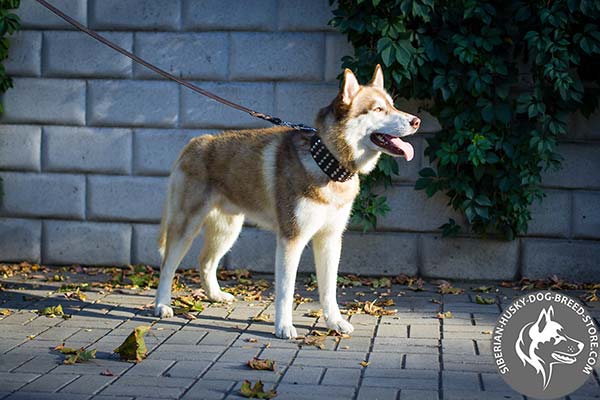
top-left (114, 326), bottom-right (151, 363)
top-left (419, 168), bottom-right (437, 178)
top-left (474, 194), bottom-right (492, 206)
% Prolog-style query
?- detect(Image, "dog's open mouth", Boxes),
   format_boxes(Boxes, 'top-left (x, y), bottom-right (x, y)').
top-left (552, 351), bottom-right (577, 364)
top-left (370, 132), bottom-right (414, 161)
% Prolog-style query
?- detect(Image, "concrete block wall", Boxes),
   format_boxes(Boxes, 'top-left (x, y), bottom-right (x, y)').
top-left (1, 0), bottom-right (599, 281)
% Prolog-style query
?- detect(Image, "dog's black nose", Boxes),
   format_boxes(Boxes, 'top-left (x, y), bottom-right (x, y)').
top-left (410, 117), bottom-right (421, 129)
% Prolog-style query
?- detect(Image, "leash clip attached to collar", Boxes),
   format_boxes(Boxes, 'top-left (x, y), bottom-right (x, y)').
top-left (310, 135), bottom-right (355, 182)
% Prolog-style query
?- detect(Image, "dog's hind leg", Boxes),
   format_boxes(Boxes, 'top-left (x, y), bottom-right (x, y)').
top-left (198, 209), bottom-right (244, 303)
top-left (155, 171), bottom-right (213, 318)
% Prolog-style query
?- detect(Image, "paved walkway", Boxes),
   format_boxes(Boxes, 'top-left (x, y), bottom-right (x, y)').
top-left (0, 264), bottom-right (598, 400)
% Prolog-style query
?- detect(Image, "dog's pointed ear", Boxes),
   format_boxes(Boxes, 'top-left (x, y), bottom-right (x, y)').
top-left (369, 64), bottom-right (384, 89)
top-left (342, 68), bottom-right (360, 104)
top-left (535, 307), bottom-right (551, 333)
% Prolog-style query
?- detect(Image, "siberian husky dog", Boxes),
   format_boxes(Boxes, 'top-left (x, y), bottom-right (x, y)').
top-left (154, 65), bottom-right (421, 338)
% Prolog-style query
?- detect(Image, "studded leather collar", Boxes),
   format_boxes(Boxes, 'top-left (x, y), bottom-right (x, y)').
top-left (309, 134), bottom-right (355, 182)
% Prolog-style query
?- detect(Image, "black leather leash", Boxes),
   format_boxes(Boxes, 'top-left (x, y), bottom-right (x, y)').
top-left (34, 0), bottom-right (317, 133)
top-left (34, 0), bottom-right (357, 182)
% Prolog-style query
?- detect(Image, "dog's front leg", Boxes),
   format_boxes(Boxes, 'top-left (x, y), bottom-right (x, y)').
top-left (274, 237), bottom-right (304, 339)
top-left (313, 230), bottom-right (354, 334)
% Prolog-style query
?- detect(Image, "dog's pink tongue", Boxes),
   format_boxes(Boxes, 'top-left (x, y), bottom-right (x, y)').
top-left (390, 137), bottom-right (414, 161)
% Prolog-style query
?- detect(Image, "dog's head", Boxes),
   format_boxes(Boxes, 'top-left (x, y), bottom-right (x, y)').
top-left (316, 65), bottom-right (420, 174)
top-left (515, 306), bottom-right (584, 389)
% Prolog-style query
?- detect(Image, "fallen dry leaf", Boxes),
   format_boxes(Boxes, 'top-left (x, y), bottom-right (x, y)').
top-left (304, 309), bottom-right (323, 318)
top-left (251, 314), bottom-right (271, 322)
top-left (471, 286), bottom-right (492, 293)
top-left (437, 311), bottom-right (453, 319)
top-left (475, 295), bottom-right (496, 305)
top-left (38, 304), bottom-right (69, 318)
top-left (360, 361), bottom-right (369, 367)
top-left (0, 309), bottom-right (12, 316)
top-left (239, 380), bottom-right (277, 399)
top-left (114, 326), bottom-right (151, 363)
top-left (100, 369), bottom-right (114, 376)
top-left (54, 344), bottom-right (97, 365)
top-left (247, 357), bottom-right (275, 371)
top-left (582, 290), bottom-right (599, 302)
top-left (438, 281), bottom-right (464, 295)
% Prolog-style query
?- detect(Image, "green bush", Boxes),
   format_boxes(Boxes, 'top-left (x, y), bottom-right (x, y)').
top-left (331, 0), bottom-right (600, 239)
top-left (0, 0), bottom-right (20, 201)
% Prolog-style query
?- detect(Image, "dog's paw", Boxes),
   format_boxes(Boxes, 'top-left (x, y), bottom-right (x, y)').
top-left (275, 324), bottom-right (298, 339)
top-left (155, 303), bottom-right (174, 318)
top-left (327, 318), bottom-right (354, 334)
top-left (207, 290), bottom-right (235, 303)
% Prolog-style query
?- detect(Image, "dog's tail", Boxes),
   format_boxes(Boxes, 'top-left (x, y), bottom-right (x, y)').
top-left (157, 201), bottom-right (168, 263)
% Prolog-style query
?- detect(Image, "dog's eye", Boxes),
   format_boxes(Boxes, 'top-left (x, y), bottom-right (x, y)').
top-left (373, 107), bottom-right (384, 112)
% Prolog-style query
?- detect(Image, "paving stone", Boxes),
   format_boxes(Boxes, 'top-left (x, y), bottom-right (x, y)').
top-left (275, 383), bottom-right (356, 400)
top-left (280, 365), bottom-right (324, 384)
top-left (59, 374), bottom-right (116, 395)
top-left (405, 354), bottom-right (439, 370)
top-left (5, 393), bottom-right (91, 400)
top-left (12, 355), bottom-right (61, 374)
top-left (443, 391), bottom-right (522, 400)
top-left (181, 379), bottom-right (235, 400)
top-left (100, 382), bottom-right (186, 399)
top-left (123, 359), bottom-right (175, 377)
top-left (321, 367), bottom-right (361, 385)
top-left (20, 373), bottom-right (79, 392)
top-left (399, 389), bottom-right (439, 400)
top-left (202, 362), bottom-right (282, 382)
top-left (357, 386), bottom-right (398, 400)
top-left (441, 371), bottom-right (481, 391)
top-left (164, 361), bottom-right (213, 379)
top-left (0, 372), bottom-right (40, 391)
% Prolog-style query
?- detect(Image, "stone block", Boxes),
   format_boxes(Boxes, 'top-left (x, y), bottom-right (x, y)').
top-left (89, 0), bottom-right (180, 30)
top-left (420, 235), bottom-right (519, 280)
top-left (377, 186), bottom-right (465, 232)
top-left (134, 33), bottom-right (228, 80)
top-left (0, 125), bottom-right (41, 171)
top-left (87, 175), bottom-right (167, 222)
top-left (573, 191), bottom-right (600, 239)
top-left (18, 0), bottom-right (87, 29)
top-left (133, 129), bottom-right (211, 176)
top-left (522, 238), bottom-right (600, 281)
top-left (230, 33), bottom-right (324, 81)
top-left (230, 227), bottom-right (418, 276)
top-left (42, 220), bottom-right (131, 265)
top-left (0, 78), bottom-right (85, 125)
top-left (182, 0), bottom-right (276, 31)
top-left (0, 172), bottom-right (85, 219)
top-left (180, 82), bottom-right (274, 129)
top-left (88, 80), bottom-right (178, 127)
top-left (526, 189), bottom-right (571, 237)
top-left (5, 31), bottom-right (41, 76)
top-left (43, 31), bottom-right (132, 78)
top-left (0, 218), bottom-right (41, 262)
top-left (325, 33), bottom-right (353, 82)
top-left (542, 143), bottom-right (600, 189)
top-left (278, 0), bottom-right (335, 31)
top-left (274, 82), bottom-right (338, 124)
top-left (131, 223), bottom-right (205, 268)
top-left (43, 126), bottom-right (132, 174)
